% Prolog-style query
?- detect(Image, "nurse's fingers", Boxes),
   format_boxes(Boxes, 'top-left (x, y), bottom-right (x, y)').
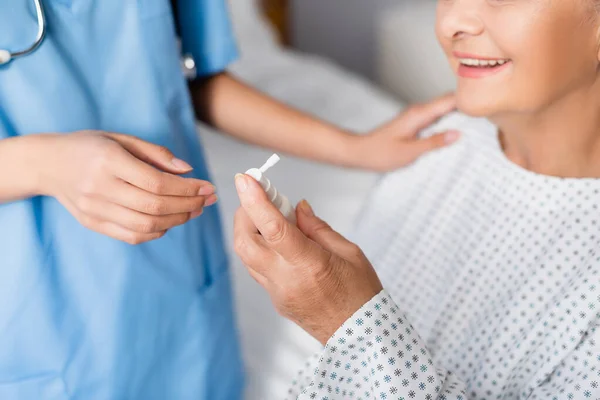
top-left (60, 194), bottom-right (166, 244)
top-left (405, 130), bottom-right (461, 156)
top-left (400, 93), bottom-right (457, 135)
top-left (77, 197), bottom-right (203, 233)
top-left (102, 178), bottom-right (217, 216)
top-left (107, 133), bottom-right (194, 175)
top-left (111, 146), bottom-right (215, 197)
top-left (93, 219), bottom-right (167, 245)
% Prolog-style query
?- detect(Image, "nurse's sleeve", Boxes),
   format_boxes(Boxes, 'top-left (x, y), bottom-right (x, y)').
top-left (176, 0), bottom-right (238, 77)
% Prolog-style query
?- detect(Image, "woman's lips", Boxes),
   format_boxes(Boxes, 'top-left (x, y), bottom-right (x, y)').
top-left (457, 61), bottom-right (512, 78)
top-left (452, 52), bottom-right (512, 79)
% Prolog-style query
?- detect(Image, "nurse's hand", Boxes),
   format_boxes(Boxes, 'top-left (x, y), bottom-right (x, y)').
top-left (233, 174), bottom-right (383, 345)
top-left (41, 131), bottom-right (216, 245)
top-left (346, 93), bottom-right (460, 172)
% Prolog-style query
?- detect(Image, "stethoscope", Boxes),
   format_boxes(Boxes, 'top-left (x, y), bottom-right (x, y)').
top-left (0, 0), bottom-right (198, 79)
top-left (0, 0), bottom-right (47, 65)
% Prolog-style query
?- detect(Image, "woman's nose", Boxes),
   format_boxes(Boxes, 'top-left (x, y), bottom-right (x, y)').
top-left (437, 0), bottom-right (485, 41)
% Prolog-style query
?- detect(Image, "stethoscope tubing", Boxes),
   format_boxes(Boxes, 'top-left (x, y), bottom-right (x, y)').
top-left (1, 0), bottom-right (46, 64)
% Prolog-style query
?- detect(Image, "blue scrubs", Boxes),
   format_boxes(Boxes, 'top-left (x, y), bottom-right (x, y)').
top-left (0, 0), bottom-right (243, 398)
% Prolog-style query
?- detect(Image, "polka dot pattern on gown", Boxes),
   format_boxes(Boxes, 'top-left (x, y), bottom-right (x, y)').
top-left (286, 113), bottom-right (600, 400)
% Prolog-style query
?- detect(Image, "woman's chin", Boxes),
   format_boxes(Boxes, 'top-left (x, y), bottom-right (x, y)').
top-left (456, 93), bottom-right (504, 118)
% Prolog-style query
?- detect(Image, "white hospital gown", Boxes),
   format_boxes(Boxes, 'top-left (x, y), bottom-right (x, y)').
top-left (287, 113), bottom-right (600, 400)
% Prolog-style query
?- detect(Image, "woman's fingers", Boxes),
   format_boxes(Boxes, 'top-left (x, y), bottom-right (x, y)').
top-left (245, 268), bottom-right (270, 288)
top-left (101, 178), bottom-right (217, 216)
top-left (296, 200), bottom-right (359, 257)
top-left (109, 145), bottom-right (215, 197)
top-left (235, 174), bottom-right (322, 264)
top-left (233, 207), bottom-right (275, 279)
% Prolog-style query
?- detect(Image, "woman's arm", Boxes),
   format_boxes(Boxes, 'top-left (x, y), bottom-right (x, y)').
top-left (233, 174), bottom-right (468, 399)
top-left (290, 291), bottom-right (467, 399)
top-left (190, 73), bottom-right (459, 171)
top-left (233, 173), bottom-right (600, 400)
top-left (287, 291), bottom-right (468, 399)
top-left (287, 290), bottom-right (600, 400)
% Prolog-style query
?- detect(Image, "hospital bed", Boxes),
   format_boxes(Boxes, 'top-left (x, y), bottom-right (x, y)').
top-left (200, 1), bottom-right (447, 398)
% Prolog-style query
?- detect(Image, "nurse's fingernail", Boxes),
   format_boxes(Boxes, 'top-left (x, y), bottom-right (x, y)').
top-left (235, 174), bottom-right (248, 193)
top-left (191, 210), bottom-right (203, 219)
top-left (444, 130), bottom-right (461, 144)
top-left (205, 194), bottom-right (218, 207)
top-left (171, 158), bottom-right (193, 171)
top-left (198, 184), bottom-right (216, 196)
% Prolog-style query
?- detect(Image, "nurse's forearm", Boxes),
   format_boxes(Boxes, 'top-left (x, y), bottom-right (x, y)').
top-left (0, 136), bottom-right (45, 203)
top-left (190, 73), bottom-right (359, 167)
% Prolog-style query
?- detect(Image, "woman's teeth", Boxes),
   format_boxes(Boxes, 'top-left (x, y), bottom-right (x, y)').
top-left (459, 58), bottom-right (509, 68)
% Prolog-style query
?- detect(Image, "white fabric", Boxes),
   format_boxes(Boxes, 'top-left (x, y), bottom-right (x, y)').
top-left (287, 113), bottom-right (600, 399)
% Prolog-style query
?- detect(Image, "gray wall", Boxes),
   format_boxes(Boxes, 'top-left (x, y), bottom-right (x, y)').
top-left (291, 0), bottom-right (402, 80)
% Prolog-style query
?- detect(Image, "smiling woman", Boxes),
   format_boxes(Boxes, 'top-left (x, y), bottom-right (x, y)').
top-left (436, 0), bottom-right (600, 119)
top-left (232, 0), bottom-right (600, 399)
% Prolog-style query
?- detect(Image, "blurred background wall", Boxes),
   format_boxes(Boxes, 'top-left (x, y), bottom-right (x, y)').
top-left (286, 0), bottom-right (455, 103)
top-left (291, 0), bottom-right (401, 80)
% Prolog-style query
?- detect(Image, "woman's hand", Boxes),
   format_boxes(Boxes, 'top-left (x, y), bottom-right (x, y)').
top-left (344, 93), bottom-right (460, 172)
top-left (233, 173), bottom-right (383, 345)
top-left (39, 131), bottom-right (216, 244)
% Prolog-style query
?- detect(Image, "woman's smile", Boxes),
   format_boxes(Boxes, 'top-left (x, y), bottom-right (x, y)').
top-left (453, 51), bottom-right (512, 78)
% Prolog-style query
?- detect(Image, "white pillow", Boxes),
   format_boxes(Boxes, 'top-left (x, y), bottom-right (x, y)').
top-left (375, 0), bottom-right (456, 103)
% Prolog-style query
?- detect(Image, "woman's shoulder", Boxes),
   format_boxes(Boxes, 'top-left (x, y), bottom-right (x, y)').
top-left (420, 112), bottom-right (498, 144)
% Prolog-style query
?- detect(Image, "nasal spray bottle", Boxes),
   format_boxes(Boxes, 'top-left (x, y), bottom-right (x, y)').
top-left (245, 154), bottom-right (296, 224)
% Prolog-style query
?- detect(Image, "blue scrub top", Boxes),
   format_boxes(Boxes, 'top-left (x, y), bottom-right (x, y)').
top-left (0, 1), bottom-right (243, 399)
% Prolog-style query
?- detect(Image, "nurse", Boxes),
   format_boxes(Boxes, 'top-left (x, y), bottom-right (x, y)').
top-left (0, 0), bottom-right (458, 398)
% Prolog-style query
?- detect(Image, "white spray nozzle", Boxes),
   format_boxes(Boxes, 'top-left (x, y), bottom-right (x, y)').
top-left (243, 154), bottom-right (296, 224)
top-left (259, 154), bottom-right (281, 173)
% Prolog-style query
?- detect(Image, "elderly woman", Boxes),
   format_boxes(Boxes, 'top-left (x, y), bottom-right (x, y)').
top-left (234, 0), bottom-right (600, 398)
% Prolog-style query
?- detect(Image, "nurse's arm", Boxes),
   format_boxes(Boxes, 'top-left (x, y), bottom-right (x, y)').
top-left (189, 73), bottom-right (459, 172)
top-left (0, 135), bottom-right (46, 203)
top-left (191, 73), bottom-right (356, 167)
top-left (0, 132), bottom-right (216, 244)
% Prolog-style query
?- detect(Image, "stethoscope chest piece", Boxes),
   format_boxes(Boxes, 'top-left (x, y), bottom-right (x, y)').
top-left (0, 50), bottom-right (12, 65)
